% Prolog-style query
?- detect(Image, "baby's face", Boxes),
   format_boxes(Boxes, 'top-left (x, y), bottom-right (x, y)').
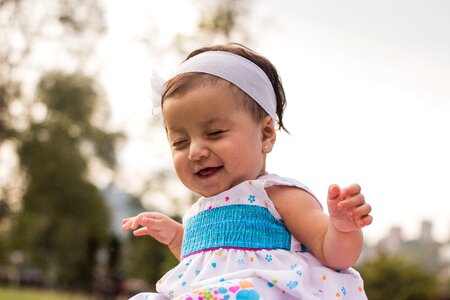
top-left (162, 83), bottom-right (268, 197)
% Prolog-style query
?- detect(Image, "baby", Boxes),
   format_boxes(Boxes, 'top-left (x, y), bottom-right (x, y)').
top-left (123, 43), bottom-right (372, 299)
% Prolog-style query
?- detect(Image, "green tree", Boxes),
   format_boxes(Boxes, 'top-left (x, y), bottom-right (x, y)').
top-left (0, 0), bottom-right (108, 280)
top-left (359, 253), bottom-right (440, 300)
top-left (0, 0), bottom-right (105, 144)
top-left (125, 233), bottom-right (178, 290)
top-left (12, 71), bottom-right (119, 291)
top-left (141, 0), bottom-right (252, 67)
top-left (119, 194), bottom-right (178, 290)
top-left (175, 0), bottom-right (252, 53)
top-left (0, 0), bottom-right (106, 226)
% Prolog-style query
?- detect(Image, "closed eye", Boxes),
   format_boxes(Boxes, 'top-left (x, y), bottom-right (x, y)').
top-left (172, 139), bottom-right (188, 148)
top-left (207, 130), bottom-right (225, 137)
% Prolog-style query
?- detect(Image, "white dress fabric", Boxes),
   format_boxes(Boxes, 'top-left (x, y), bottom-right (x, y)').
top-left (130, 174), bottom-right (367, 299)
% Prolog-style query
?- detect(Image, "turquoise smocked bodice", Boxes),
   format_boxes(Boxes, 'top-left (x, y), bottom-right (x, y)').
top-left (181, 204), bottom-right (291, 258)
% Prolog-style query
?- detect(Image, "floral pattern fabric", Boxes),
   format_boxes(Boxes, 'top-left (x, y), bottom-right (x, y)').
top-left (129, 174), bottom-right (368, 299)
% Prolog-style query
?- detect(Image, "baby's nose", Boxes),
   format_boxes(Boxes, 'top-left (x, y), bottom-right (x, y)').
top-left (188, 140), bottom-right (209, 161)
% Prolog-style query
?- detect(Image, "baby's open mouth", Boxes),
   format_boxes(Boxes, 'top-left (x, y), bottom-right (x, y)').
top-left (196, 166), bottom-right (222, 177)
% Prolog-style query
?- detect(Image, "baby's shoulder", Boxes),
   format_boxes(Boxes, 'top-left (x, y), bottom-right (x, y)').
top-left (259, 174), bottom-right (322, 208)
top-left (257, 174), bottom-right (315, 197)
top-left (257, 173), bottom-right (310, 189)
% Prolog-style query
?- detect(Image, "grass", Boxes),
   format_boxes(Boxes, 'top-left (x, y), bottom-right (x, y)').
top-left (0, 287), bottom-right (91, 300)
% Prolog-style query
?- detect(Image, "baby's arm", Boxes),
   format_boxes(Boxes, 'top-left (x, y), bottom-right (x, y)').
top-left (122, 212), bottom-right (184, 260)
top-left (267, 184), bottom-right (372, 270)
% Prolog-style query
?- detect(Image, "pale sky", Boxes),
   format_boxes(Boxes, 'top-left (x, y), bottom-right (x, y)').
top-left (98, 0), bottom-right (450, 245)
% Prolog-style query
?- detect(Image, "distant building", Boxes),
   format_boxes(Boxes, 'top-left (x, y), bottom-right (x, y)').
top-left (377, 226), bottom-right (404, 254)
top-left (372, 220), bottom-right (449, 275)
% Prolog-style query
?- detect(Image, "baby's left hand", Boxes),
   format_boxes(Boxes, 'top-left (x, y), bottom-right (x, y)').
top-left (327, 184), bottom-right (372, 233)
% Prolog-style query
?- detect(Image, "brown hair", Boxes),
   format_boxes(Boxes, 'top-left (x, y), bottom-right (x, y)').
top-left (162, 43), bottom-right (288, 132)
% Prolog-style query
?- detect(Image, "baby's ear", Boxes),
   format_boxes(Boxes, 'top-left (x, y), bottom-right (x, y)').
top-left (261, 116), bottom-right (276, 152)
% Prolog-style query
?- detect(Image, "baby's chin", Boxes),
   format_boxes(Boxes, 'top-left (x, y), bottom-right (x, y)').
top-left (191, 184), bottom-right (232, 198)
top-left (197, 182), bottom-right (247, 198)
top-left (189, 174), bottom-right (263, 198)
top-left (195, 189), bottom-right (226, 198)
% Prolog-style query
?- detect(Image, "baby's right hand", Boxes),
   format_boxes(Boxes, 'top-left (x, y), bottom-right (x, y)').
top-left (122, 212), bottom-right (183, 247)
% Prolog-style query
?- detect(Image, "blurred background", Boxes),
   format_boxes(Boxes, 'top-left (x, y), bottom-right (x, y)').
top-left (1, 0), bottom-right (449, 299)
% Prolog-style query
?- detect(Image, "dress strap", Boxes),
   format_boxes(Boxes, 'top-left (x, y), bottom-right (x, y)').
top-left (258, 174), bottom-right (322, 208)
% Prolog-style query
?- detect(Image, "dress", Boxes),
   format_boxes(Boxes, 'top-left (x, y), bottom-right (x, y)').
top-left (130, 174), bottom-right (367, 299)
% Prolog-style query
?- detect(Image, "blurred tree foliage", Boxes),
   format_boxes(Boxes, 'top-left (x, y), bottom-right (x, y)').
top-left (11, 71), bottom-right (119, 291)
top-left (0, 0), bottom-right (106, 224)
top-left (142, 0), bottom-right (252, 65)
top-left (0, 0), bottom-right (121, 292)
top-left (119, 180), bottom-right (180, 290)
top-left (124, 230), bottom-right (178, 289)
top-left (175, 0), bottom-right (251, 52)
top-left (0, 0), bottom-right (105, 144)
top-left (359, 253), bottom-right (441, 300)
top-left (197, 0), bottom-right (248, 39)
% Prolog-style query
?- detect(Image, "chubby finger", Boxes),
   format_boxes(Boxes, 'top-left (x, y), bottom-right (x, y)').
top-left (121, 218), bottom-right (135, 230)
top-left (357, 214), bottom-right (373, 228)
top-left (338, 193), bottom-right (365, 210)
top-left (133, 213), bottom-right (161, 229)
top-left (131, 214), bottom-right (149, 230)
top-left (133, 227), bottom-right (150, 236)
top-left (141, 216), bottom-right (157, 227)
top-left (130, 218), bottom-right (139, 230)
top-left (131, 213), bottom-right (149, 228)
top-left (327, 184), bottom-right (341, 201)
top-left (350, 203), bottom-right (372, 218)
top-left (342, 183), bottom-right (361, 198)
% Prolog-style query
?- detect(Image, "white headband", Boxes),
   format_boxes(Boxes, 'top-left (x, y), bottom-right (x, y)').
top-left (151, 51), bottom-right (277, 122)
